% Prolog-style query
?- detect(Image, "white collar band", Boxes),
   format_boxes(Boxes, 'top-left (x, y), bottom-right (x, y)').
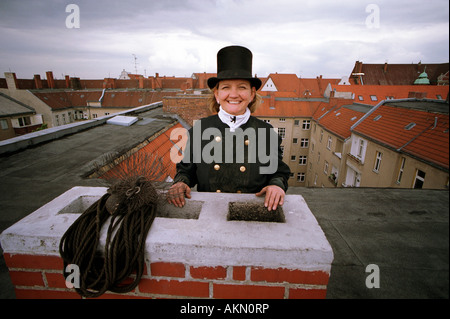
top-left (218, 106), bottom-right (251, 132)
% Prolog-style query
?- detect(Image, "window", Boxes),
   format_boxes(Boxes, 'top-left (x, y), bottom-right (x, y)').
top-left (436, 95), bottom-right (442, 100)
top-left (289, 172), bottom-right (294, 179)
top-left (319, 130), bottom-right (323, 142)
top-left (324, 161), bottom-right (329, 174)
top-left (263, 119), bottom-right (271, 123)
top-left (317, 151), bottom-right (321, 163)
top-left (300, 138), bottom-right (309, 148)
top-left (279, 118), bottom-right (286, 122)
top-left (373, 115), bottom-right (382, 121)
top-left (397, 157), bottom-right (406, 183)
top-left (280, 145), bottom-right (284, 157)
top-left (405, 122), bottom-right (416, 130)
top-left (18, 117), bottom-right (31, 127)
top-left (299, 156), bottom-right (307, 165)
top-left (311, 143), bottom-right (315, 154)
top-left (327, 136), bottom-right (332, 150)
top-left (290, 155), bottom-right (296, 161)
top-left (370, 95), bottom-right (378, 101)
top-left (297, 173), bottom-right (305, 182)
top-left (293, 138), bottom-right (298, 144)
top-left (314, 173), bottom-right (318, 185)
top-left (294, 120), bottom-right (300, 126)
top-left (357, 139), bottom-right (365, 158)
top-left (358, 95), bottom-right (364, 101)
top-left (302, 120), bottom-right (311, 130)
top-left (373, 151), bottom-right (382, 172)
top-left (277, 127), bottom-right (286, 139)
top-left (1, 119), bottom-right (8, 130)
top-left (413, 169), bottom-right (426, 189)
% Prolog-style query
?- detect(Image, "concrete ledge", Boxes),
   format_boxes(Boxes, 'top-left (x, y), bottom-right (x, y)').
top-left (0, 186), bottom-right (334, 299)
top-left (0, 186), bottom-right (333, 271)
top-left (0, 102), bottom-right (163, 155)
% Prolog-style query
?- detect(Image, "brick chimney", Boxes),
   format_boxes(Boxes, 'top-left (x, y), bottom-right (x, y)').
top-left (34, 74), bottom-right (43, 89)
top-left (70, 77), bottom-right (82, 90)
top-left (358, 61), bottom-right (363, 73)
top-left (317, 75), bottom-right (323, 94)
top-left (269, 93), bottom-right (275, 108)
top-left (65, 75), bottom-right (70, 88)
top-left (46, 71), bottom-right (55, 89)
top-left (383, 62), bottom-right (388, 73)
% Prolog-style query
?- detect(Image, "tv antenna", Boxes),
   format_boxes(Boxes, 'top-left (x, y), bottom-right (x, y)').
top-left (132, 54), bottom-right (138, 74)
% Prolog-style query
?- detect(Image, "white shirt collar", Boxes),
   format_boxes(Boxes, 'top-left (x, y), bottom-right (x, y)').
top-left (218, 106), bottom-right (251, 132)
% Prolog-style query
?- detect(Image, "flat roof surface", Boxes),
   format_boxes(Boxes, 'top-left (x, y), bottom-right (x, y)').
top-left (0, 106), bottom-right (448, 299)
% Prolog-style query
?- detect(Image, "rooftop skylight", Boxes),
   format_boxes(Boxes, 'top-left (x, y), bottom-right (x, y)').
top-left (373, 115), bottom-right (382, 121)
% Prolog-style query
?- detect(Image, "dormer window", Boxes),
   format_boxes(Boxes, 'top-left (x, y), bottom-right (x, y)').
top-left (405, 122), bottom-right (416, 130)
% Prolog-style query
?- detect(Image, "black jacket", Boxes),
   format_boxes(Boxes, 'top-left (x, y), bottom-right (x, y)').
top-left (173, 115), bottom-right (290, 193)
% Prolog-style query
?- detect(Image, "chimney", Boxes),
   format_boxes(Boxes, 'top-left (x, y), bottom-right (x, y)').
top-left (5, 72), bottom-right (19, 90)
top-left (317, 75), bottom-right (323, 94)
top-left (383, 62), bottom-right (388, 73)
top-left (269, 93), bottom-right (275, 108)
top-left (46, 71), bottom-right (55, 89)
top-left (34, 74), bottom-right (43, 89)
top-left (70, 77), bottom-right (82, 90)
top-left (357, 61), bottom-right (363, 73)
top-left (65, 75), bottom-right (70, 88)
top-left (139, 76), bottom-right (144, 89)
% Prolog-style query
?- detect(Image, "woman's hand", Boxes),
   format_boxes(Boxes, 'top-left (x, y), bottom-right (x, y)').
top-left (255, 185), bottom-right (285, 211)
top-left (167, 182), bottom-right (191, 207)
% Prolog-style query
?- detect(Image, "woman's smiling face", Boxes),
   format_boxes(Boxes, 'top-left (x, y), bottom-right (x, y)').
top-left (214, 79), bottom-right (256, 115)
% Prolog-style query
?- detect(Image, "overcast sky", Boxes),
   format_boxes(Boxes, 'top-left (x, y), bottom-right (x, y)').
top-left (0, 0), bottom-right (448, 80)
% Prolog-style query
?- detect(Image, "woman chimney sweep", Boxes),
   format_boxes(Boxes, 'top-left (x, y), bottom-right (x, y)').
top-left (167, 45), bottom-right (290, 211)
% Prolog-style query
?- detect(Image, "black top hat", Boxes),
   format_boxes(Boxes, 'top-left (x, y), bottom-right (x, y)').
top-left (207, 45), bottom-right (262, 90)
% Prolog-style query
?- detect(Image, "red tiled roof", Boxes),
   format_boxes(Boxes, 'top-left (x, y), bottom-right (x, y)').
top-left (318, 106), bottom-right (366, 139)
top-left (299, 78), bottom-right (340, 98)
top-left (353, 103), bottom-right (449, 169)
top-left (101, 123), bottom-right (183, 181)
top-left (261, 73), bottom-right (340, 98)
top-left (349, 62), bottom-right (449, 85)
top-left (330, 84), bottom-right (449, 105)
top-left (32, 90), bottom-right (178, 110)
top-left (261, 73), bottom-right (300, 93)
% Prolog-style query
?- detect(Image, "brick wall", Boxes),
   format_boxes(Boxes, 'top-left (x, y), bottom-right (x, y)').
top-left (5, 253), bottom-right (329, 299)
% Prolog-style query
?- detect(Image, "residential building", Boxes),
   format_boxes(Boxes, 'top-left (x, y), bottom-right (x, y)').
top-left (307, 98), bottom-right (449, 189)
top-left (0, 92), bottom-right (43, 141)
top-left (324, 83), bottom-right (449, 105)
top-left (307, 101), bottom-right (372, 188)
top-left (349, 61), bottom-right (449, 85)
top-left (0, 71), bottom-right (191, 130)
top-left (346, 99), bottom-right (449, 189)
